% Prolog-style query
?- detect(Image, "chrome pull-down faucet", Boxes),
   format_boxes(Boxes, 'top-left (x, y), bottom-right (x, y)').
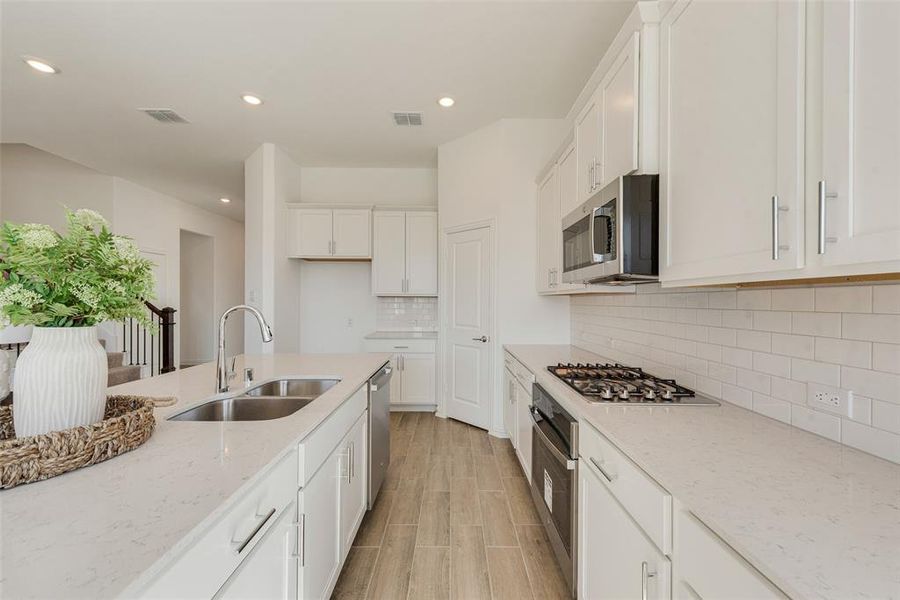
top-left (216, 305), bottom-right (273, 393)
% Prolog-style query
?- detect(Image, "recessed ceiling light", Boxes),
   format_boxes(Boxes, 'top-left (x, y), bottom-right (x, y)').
top-left (220, 197), bottom-right (231, 204)
top-left (437, 96), bottom-right (455, 108)
top-left (241, 94), bottom-right (263, 106)
top-left (24, 58), bottom-right (58, 74)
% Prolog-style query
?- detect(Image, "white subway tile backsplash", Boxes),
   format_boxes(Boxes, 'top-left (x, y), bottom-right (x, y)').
top-left (791, 405), bottom-right (842, 442)
top-left (873, 285), bottom-right (900, 314)
top-left (771, 287), bottom-right (815, 312)
top-left (791, 358), bottom-right (841, 387)
top-left (375, 297), bottom-right (437, 331)
top-left (771, 333), bottom-right (815, 359)
top-left (571, 283), bottom-right (900, 462)
top-left (873, 343), bottom-right (900, 375)
top-left (814, 337), bottom-right (871, 369)
top-left (842, 313), bottom-right (900, 344)
top-left (792, 312), bottom-right (841, 338)
top-left (815, 286), bottom-right (872, 313)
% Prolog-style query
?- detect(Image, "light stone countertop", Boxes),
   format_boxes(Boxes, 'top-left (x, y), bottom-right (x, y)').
top-left (364, 330), bottom-right (438, 340)
top-left (505, 344), bottom-right (900, 600)
top-left (0, 353), bottom-right (391, 600)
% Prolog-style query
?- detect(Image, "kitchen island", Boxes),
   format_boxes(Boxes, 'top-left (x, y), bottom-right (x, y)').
top-left (0, 353), bottom-right (390, 599)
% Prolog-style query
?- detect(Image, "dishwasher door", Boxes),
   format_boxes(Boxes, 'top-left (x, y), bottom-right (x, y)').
top-left (367, 362), bottom-right (392, 509)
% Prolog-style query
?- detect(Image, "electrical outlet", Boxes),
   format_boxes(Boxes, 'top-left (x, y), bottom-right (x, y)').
top-left (807, 382), bottom-right (852, 417)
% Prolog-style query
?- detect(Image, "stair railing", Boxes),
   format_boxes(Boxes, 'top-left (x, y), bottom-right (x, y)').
top-left (122, 302), bottom-right (177, 377)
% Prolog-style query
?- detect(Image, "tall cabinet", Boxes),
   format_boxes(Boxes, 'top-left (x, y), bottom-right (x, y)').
top-left (659, 0), bottom-right (805, 283)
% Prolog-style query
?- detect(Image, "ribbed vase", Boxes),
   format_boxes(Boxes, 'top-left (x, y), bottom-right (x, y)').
top-left (13, 327), bottom-right (108, 438)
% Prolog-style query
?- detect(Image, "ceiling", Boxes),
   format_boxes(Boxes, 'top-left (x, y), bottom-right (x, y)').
top-left (1, 1), bottom-right (634, 219)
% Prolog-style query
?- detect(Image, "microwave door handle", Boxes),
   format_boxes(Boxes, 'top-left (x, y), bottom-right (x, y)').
top-left (589, 207), bottom-right (597, 262)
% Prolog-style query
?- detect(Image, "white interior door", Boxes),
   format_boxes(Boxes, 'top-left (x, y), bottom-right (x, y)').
top-left (444, 225), bottom-right (493, 430)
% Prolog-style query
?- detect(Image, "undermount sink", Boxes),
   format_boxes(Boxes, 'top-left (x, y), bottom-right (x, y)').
top-left (168, 378), bottom-right (340, 422)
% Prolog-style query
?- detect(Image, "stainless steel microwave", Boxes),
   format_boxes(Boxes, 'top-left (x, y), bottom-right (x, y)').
top-left (561, 174), bottom-right (659, 285)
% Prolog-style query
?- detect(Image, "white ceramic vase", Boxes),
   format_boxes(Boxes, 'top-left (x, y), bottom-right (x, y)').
top-left (13, 326), bottom-right (108, 438)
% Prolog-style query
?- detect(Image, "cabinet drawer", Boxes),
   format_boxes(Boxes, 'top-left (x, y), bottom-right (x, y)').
top-left (364, 338), bottom-right (436, 354)
top-left (578, 422), bottom-right (672, 554)
top-left (299, 384), bottom-right (367, 487)
top-left (676, 510), bottom-right (786, 599)
top-left (138, 450), bottom-right (298, 599)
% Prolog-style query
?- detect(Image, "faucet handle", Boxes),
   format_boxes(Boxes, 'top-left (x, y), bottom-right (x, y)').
top-left (244, 368), bottom-right (254, 387)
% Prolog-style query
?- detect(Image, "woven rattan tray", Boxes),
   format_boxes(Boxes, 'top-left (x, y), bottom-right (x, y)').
top-left (0, 395), bottom-right (173, 489)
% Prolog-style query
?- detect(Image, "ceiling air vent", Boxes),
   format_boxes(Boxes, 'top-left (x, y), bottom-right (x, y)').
top-left (139, 108), bottom-right (190, 124)
top-left (392, 112), bottom-right (423, 127)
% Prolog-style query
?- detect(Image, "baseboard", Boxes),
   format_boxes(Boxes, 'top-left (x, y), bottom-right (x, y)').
top-left (488, 428), bottom-right (510, 439)
top-left (390, 403), bottom-right (437, 412)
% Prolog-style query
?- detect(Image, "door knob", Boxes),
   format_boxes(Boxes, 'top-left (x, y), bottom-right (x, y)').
top-left (472, 336), bottom-right (488, 343)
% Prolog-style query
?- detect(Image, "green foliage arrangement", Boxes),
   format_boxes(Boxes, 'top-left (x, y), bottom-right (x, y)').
top-left (0, 209), bottom-right (157, 328)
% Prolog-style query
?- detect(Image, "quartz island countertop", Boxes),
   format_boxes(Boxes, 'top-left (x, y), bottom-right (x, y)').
top-left (506, 344), bottom-right (900, 600)
top-left (0, 353), bottom-right (390, 600)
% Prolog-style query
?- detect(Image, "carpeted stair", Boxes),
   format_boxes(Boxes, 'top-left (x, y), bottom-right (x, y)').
top-left (107, 350), bottom-right (143, 387)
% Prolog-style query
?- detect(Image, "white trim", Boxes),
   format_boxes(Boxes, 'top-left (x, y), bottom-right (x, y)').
top-left (390, 403), bottom-right (437, 412)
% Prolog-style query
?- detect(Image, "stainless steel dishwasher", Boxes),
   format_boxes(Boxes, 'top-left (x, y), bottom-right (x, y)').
top-left (367, 362), bottom-right (392, 508)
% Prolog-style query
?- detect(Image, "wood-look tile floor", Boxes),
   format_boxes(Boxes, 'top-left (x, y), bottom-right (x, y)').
top-left (332, 412), bottom-right (570, 600)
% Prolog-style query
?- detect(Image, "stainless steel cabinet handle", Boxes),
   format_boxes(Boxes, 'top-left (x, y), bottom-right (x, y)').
top-left (817, 180), bottom-right (838, 254)
top-left (771, 195), bottom-right (788, 260)
top-left (589, 456), bottom-right (615, 483)
top-left (393, 345), bottom-right (409, 349)
top-left (641, 561), bottom-right (656, 600)
top-left (234, 507), bottom-right (276, 554)
top-left (588, 162), bottom-right (595, 193)
top-left (292, 513), bottom-right (306, 565)
top-left (594, 158), bottom-right (602, 188)
top-left (472, 336), bottom-right (488, 343)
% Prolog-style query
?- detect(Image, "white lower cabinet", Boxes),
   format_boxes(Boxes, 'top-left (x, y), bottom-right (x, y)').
top-left (365, 338), bottom-right (436, 408)
top-left (214, 501), bottom-right (299, 600)
top-left (339, 413), bottom-right (368, 553)
top-left (579, 459), bottom-right (671, 600)
top-left (503, 367), bottom-right (517, 448)
top-left (298, 446), bottom-right (341, 600)
top-left (672, 503), bottom-right (786, 600)
top-left (514, 379), bottom-right (532, 480)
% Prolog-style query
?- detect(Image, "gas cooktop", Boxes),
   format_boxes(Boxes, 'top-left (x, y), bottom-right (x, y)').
top-left (547, 363), bottom-right (719, 405)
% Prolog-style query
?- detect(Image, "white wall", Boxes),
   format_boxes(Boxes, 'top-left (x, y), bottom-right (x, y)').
top-left (300, 167), bottom-right (436, 206)
top-left (299, 262), bottom-right (376, 353)
top-left (179, 230), bottom-right (215, 366)
top-left (438, 118), bottom-right (572, 433)
top-left (0, 143), bottom-right (245, 367)
top-left (0, 144), bottom-right (114, 229)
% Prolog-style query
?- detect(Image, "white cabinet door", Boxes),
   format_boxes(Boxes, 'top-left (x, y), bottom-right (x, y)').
top-left (297, 451), bottom-right (341, 600)
top-left (405, 211), bottom-right (438, 295)
top-left (339, 413), bottom-right (368, 554)
top-left (372, 211), bottom-right (406, 294)
top-left (600, 32), bottom-right (640, 187)
top-left (660, 0), bottom-right (804, 283)
top-left (399, 353), bottom-right (435, 406)
top-left (536, 167), bottom-right (559, 294)
top-left (290, 209), bottom-right (333, 257)
top-left (503, 367), bottom-right (518, 447)
top-left (576, 98), bottom-right (602, 206)
top-left (558, 141), bottom-right (580, 225)
top-left (214, 502), bottom-right (298, 600)
top-left (332, 209), bottom-right (371, 258)
top-left (578, 462), bottom-right (671, 600)
top-left (818, 0), bottom-right (900, 266)
top-left (514, 381), bottom-right (532, 480)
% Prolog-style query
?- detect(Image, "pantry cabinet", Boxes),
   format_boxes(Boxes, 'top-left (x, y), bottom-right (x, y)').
top-left (372, 210), bottom-right (437, 296)
top-left (659, 0), bottom-right (805, 283)
top-left (287, 206), bottom-right (371, 259)
top-left (578, 459), bottom-right (671, 600)
top-left (817, 0), bottom-right (900, 268)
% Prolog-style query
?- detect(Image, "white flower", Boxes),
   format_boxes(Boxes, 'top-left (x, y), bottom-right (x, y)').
top-left (71, 282), bottom-right (100, 309)
top-left (72, 209), bottom-right (109, 231)
top-left (112, 236), bottom-right (141, 263)
top-left (19, 224), bottom-right (58, 250)
top-left (0, 283), bottom-right (42, 309)
top-left (105, 280), bottom-right (126, 295)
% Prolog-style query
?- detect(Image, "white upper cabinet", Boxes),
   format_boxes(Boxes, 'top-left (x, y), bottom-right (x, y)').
top-left (372, 209), bottom-right (437, 296)
top-left (600, 32), bottom-right (640, 188)
top-left (817, 0), bottom-right (900, 268)
top-left (405, 212), bottom-right (438, 295)
top-left (536, 166), bottom-right (560, 294)
top-left (575, 98), bottom-right (602, 207)
top-left (332, 209), bottom-right (372, 258)
top-left (660, 0), bottom-right (805, 283)
top-left (371, 211), bottom-right (406, 294)
top-left (288, 206), bottom-right (372, 259)
top-left (558, 137), bottom-right (581, 224)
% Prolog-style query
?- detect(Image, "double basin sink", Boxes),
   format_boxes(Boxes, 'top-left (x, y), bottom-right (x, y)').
top-left (169, 378), bottom-right (340, 422)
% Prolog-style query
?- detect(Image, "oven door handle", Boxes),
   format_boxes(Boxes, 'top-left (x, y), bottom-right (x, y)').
top-left (530, 408), bottom-right (577, 471)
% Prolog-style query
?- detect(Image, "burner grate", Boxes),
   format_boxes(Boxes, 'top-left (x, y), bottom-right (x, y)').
top-left (547, 363), bottom-right (696, 403)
